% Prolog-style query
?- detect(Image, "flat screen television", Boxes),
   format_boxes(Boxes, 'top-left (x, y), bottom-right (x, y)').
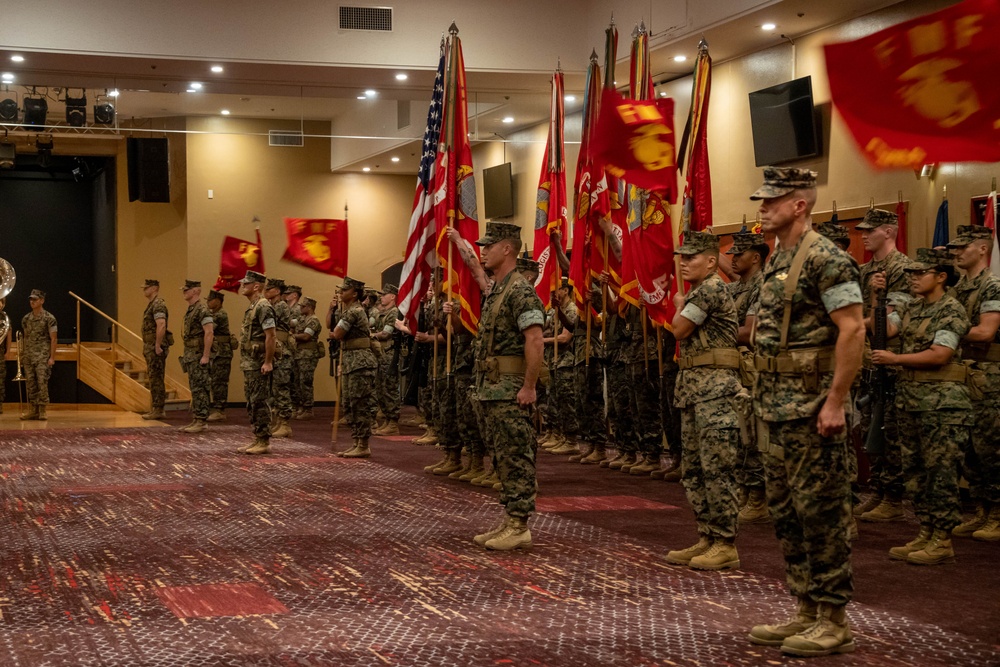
top-left (483, 162), bottom-right (514, 219)
top-left (748, 76), bottom-right (820, 167)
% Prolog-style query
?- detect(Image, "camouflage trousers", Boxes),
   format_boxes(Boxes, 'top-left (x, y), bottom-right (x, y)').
top-left (897, 409), bottom-right (966, 532)
top-left (436, 376), bottom-right (462, 453)
top-left (184, 356), bottom-right (211, 420)
top-left (761, 417), bottom-right (853, 606)
top-left (680, 396), bottom-right (741, 541)
top-left (738, 391), bottom-right (765, 491)
top-left (418, 384), bottom-right (434, 425)
top-left (627, 362), bottom-right (663, 458)
top-left (860, 375), bottom-right (904, 498)
top-left (24, 358), bottom-right (52, 405)
top-left (453, 373), bottom-right (484, 457)
top-left (574, 361), bottom-right (607, 446)
top-left (267, 356), bottom-right (293, 421)
top-left (209, 356), bottom-right (231, 411)
top-left (289, 357), bottom-right (300, 409)
top-left (343, 367), bottom-right (377, 440)
top-left (607, 361), bottom-right (635, 453)
top-left (294, 355), bottom-right (320, 409)
top-left (550, 365), bottom-right (578, 438)
top-left (145, 349), bottom-right (167, 410)
top-left (243, 366), bottom-right (271, 440)
top-left (659, 367), bottom-right (681, 459)
top-left (479, 398), bottom-right (536, 519)
top-left (964, 394), bottom-right (1000, 504)
top-left (375, 353), bottom-right (400, 421)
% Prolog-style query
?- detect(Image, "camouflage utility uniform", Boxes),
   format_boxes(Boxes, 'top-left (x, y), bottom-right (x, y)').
top-left (338, 301), bottom-right (378, 440)
top-left (623, 304), bottom-right (663, 466)
top-left (182, 300), bottom-right (213, 420)
top-left (269, 298), bottom-right (295, 423)
top-left (21, 309), bottom-right (57, 406)
top-left (373, 304), bottom-right (401, 422)
top-left (676, 272), bottom-right (744, 542)
top-left (293, 311), bottom-right (324, 411)
top-left (605, 309), bottom-right (635, 461)
top-left (550, 299), bottom-right (579, 442)
top-left (240, 296), bottom-right (276, 441)
top-left (728, 269), bottom-right (764, 491)
top-left (209, 306), bottom-right (233, 412)
top-left (142, 296), bottom-right (170, 411)
top-left (573, 298), bottom-right (608, 452)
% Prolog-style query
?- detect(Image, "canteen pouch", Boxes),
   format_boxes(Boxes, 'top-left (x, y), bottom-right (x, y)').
top-left (164, 330), bottom-right (175, 347)
top-left (967, 365), bottom-right (987, 402)
top-left (790, 348), bottom-right (821, 393)
top-left (229, 334), bottom-right (239, 351)
top-left (729, 388), bottom-right (754, 447)
top-left (738, 348), bottom-right (756, 387)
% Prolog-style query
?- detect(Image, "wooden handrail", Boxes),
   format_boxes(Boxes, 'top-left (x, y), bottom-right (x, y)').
top-left (68, 291), bottom-right (143, 343)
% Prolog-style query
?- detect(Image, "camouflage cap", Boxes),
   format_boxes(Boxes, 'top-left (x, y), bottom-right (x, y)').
top-left (947, 224), bottom-right (994, 248)
top-left (855, 208), bottom-right (898, 230)
top-left (516, 251), bottom-right (539, 274)
top-left (141, 278), bottom-right (159, 288)
top-left (476, 221), bottom-right (522, 246)
top-left (181, 279), bottom-right (201, 290)
top-left (381, 283), bottom-right (399, 295)
top-left (816, 222), bottom-right (850, 243)
top-left (300, 296), bottom-right (317, 308)
top-left (726, 232), bottom-right (766, 255)
top-left (675, 230), bottom-right (720, 255)
top-left (342, 276), bottom-right (365, 291)
top-left (264, 277), bottom-right (286, 291)
top-left (240, 270), bottom-right (266, 285)
top-left (207, 289), bottom-right (225, 301)
top-left (282, 284), bottom-right (302, 296)
top-left (559, 276), bottom-right (570, 289)
top-left (905, 247), bottom-right (955, 272)
top-left (29, 288), bottom-right (46, 300)
top-left (749, 167), bottom-right (818, 200)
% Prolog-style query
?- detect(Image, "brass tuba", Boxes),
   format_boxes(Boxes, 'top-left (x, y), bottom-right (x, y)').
top-left (0, 257), bottom-right (14, 344)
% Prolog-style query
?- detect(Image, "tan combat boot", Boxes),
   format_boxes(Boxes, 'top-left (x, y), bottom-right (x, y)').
top-left (336, 439), bottom-right (361, 457)
top-left (341, 439), bottom-right (371, 459)
top-left (610, 452), bottom-right (636, 471)
top-left (448, 453), bottom-right (473, 479)
top-left (549, 439), bottom-right (579, 455)
top-left (374, 419), bottom-right (399, 435)
top-left (749, 597), bottom-right (819, 646)
top-left (847, 516), bottom-right (859, 541)
top-left (458, 457), bottom-right (486, 482)
top-left (664, 536), bottom-right (712, 566)
top-left (271, 419), bottom-right (293, 438)
top-left (889, 525), bottom-right (933, 560)
top-left (953, 502), bottom-right (989, 537)
top-left (542, 433), bottom-right (567, 450)
top-left (37, 405), bottom-right (48, 421)
top-left (469, 466), bottom-right (494, 486)
top-left (781, 603), bottom-right (855, 657)
top-left (629, 455), bottom-right (660, 476)
top-left (434, 450), bottom-right (463, 476)
top-left (485, 516), bottom-right (532, 551)
top-left (568, 443), bottom-right (592, 463)
top-left (180, 419), bottom-right (207, 434)
top-left (243, 438), bottom-right (271, 455)
top-left (619, 453), bottom-right (640, 473)
top-left (580, 445), bottom-right (607, 465)
top-left (906, 528), bottom-right (955, 565)
top-left (142, 408), bottom-right (166, 420)
top-left (738, 488), bottom-right (770, 524)
top-left (602, 451), bottom-right (626, 469)
top-left (860, 497), bottom-right (904, 522)
top-left (473, 515), bottom-right (510, 547)
top-left (537, 430), bottom-right (557, 448)
top-left (206, 410), bottom-right (227, 423)
top-left (689, 540), bottom-right (740, 570)
top-left (853, 493), bottom-right (882, 516)
top-left (20, 404), bottom-right (40, 421)
top-left (423, 451), bottom-right (449, 473)
top-left (973, 505), bottom-right (1000, 541)
top-left (413, 427), bottom-right (439, 446)
top-left (294, 409), bottom-right (314, 421)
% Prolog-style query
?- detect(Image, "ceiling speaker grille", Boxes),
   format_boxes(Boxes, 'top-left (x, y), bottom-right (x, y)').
top-left (269, 130), bottom-right (304, 147)
top-left (339, 6), bottom-right (393, 31)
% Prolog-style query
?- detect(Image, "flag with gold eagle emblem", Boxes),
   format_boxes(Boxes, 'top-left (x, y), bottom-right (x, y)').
top-left (825, 0), bottom-right (1000, 168)
top-left (282, 218), bottom-right (348, 277)
top-left (532, 70), bottom-right (569, 306)
top-left (214, 229), bottom-right (265, 292)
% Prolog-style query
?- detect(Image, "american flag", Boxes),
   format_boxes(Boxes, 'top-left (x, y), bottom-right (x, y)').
top-left (397, 42), bottom-right (446, 331)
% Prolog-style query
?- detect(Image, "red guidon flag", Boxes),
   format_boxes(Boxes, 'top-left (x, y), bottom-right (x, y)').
top-left (282, 218), bottom-right (348, 277)
top-left (214, 229), bottom-right (265, 293)
top-left (593, 90), bottom-right (678, 193)
top-left (532, 70), bottom-right (568, 306)
top-left (825, 0), bottom-right (1000, 168)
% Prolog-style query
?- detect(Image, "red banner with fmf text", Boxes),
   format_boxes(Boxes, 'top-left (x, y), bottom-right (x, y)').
top-left (282, 218), bottom-right (348, 277)
top-left (825, 0), bottom-right (1000, 168)
top-left (592, 89), bottom-right (678, 196)
top-left (214, 229), bottom-right (264, 293)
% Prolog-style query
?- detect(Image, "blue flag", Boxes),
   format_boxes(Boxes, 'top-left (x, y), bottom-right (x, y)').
top-left (932, 199), bottom-right (949, 248)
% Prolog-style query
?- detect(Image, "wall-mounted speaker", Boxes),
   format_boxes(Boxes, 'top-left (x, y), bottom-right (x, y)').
top-left (126, 137), bottom-right (170, 203)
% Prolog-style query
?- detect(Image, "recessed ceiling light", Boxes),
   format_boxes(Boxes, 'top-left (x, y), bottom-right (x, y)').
top-left (673, 55), bottom-right (687, 62)
top-left (220, 109), bottom-right (230, 115)
top-left (211, 65), bottom-right (224, 73)
top-left (762, 23), bottom-right (776, 30)
top-left (502, 116), bottom-right (514, 124)
top-left (391, 156), bottom-right (400, 163)
top-left (362, 167), bottom-right (371, 172)
top-left (659, 91), bottom-right (668, 97)
top-left (1, 73), bottom-right (14, 82)
top-left (190, 82), bottom-right (203, 90)
top-left (10, 55), bottom-right (24, 63)
top-left (364, 89), bottom-right (377, 97)
top-left (564, 95), bottom-right (576, 102)
top-left (187, 88), bottom-right (197, 93)
top-left (357, 95), bottom-right (367, 100)
top-left (109, 89), bottom-right (120, 97)
top-left (395, 73), bottom-right (408, 81)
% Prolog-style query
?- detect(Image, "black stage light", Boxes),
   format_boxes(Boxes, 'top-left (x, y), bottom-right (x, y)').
top-left (93, 101), bottom-right (115, 125)
top-left (65, 91), bottom-right (87, 127)
top-left (0, 142), bottom-right (14, 169)
top-left (23, 97), bottom-right (47, 126)
top-left (0, 98), bottom-right (17, 122)
top-left (35, 134), bottom-right (53, 167)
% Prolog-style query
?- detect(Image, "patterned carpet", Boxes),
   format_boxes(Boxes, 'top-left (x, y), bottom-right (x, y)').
top-left (0, 426), bottom-right (997, 666)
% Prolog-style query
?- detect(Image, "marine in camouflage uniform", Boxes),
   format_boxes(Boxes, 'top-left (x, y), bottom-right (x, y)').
top-left (877, 248), bottom-right (969, 564)
top-left (179, 280), bottom-right (214, 432)
top-left (666, 233), bottom-right (744, 570)
top-left (206, 290), bottom-right (233, 421)
top-left (238, 270), bottom-right (276, 455)
top-left (291, 297), bottom-right (324, 418)
top-left (856, 208), bottom-right (911, 522)
top-left (948, 225), bottom-right (1000, 540)
top-left (371, 285), bottom-right (402, 432)
top-left (19, 289), bottom-right (58, 421)
top-left (570, 284), bottom-right (609, 463)
top-left (140, 279), bottom-right (170, 419)
top-left (622, 302), bottom-right (664, 474)
top-left (747, 168), bottom-right (863, 657)
top-left (284, 285), bottom-right (303, 409)
top-left (332, 277), bottom-right (378, 457)
top-left (472, 222), bottom-right (545, 551)
top-left (604, 304), bottom-right (636, 469)
top-left (545, 279), bottom-right (579, 454)
top-left (265, 278), bottom-right (294, 437)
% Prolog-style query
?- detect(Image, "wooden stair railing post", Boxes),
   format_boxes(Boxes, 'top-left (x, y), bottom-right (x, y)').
top-left (111, 325), bottom-right (118, 403)
top-left (76, 298), bottom-right (81, 379)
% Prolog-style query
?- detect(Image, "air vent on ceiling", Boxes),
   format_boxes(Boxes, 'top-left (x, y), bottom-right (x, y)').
top-left (269, 130), bottom-right (304, 147)
top-left (339, 6), bottom-right (393, 31)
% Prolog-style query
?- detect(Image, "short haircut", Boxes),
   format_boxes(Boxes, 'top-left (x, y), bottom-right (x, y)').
top-left (752, 243), bottom-right (771, 263)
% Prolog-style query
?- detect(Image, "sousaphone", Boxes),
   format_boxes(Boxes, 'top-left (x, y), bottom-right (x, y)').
top-left (0, 257), bottom-right (15, 342)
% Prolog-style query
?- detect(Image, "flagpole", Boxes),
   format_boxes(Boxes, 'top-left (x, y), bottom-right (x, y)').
top-left (446, 233), bottom-right (453, 375)
top-left (601, 234), bottom-right (609, 342)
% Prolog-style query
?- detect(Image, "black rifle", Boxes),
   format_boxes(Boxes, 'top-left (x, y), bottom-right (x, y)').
top-left (864, 289), bottom-right (888, 455)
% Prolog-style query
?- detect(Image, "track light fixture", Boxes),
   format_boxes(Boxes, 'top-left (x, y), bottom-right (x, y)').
top-left (0, 97), bottom-right (16, 122)
top-left (65, 90), bottom-right (87, 127)
top-left (93, 90), bottom-right (115, 125)
top-left (23, 96), bottom-right (47, 126)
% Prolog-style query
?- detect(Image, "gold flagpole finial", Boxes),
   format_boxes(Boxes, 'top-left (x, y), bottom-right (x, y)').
top-left (898, 190), bottom-right (903, 203)
top-left (448, 21), bottom-right (459, 36)
top-left (869, 197), bottom-right (875, 210)
top-left (698, 37), bottom-right (709, 52)
top-left (832, 200), bottom-right (838, 215)
top-left (590, 49), bottom-right (599, 64)
top-left (943, 184), bottom-right (948, 200)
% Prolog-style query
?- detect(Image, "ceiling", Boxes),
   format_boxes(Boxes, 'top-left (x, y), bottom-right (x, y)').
top-left (0, 0), bottom-right (904, 175)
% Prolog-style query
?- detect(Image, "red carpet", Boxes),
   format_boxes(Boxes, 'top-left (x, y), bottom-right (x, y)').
top-left (0, 413), bottom-right (997, 666)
